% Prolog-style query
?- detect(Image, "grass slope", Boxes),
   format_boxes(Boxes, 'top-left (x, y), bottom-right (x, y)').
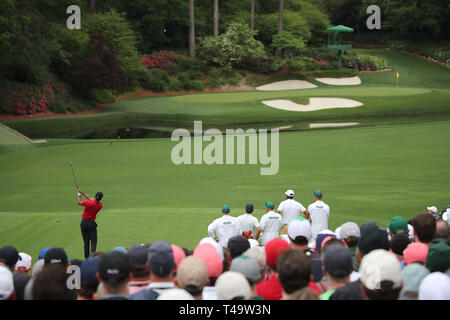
top-left (0, 121), bottom-right (449, 258)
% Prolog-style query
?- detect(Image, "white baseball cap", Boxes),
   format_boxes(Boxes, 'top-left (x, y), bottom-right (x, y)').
top-left (0, 266), bottom-right (14, 300)
top-left (359, 249), bottom-right (402, 290)
top-left (15, 252), bottom-right (32, 272)
top-left (426, 206), bottom-right (438, 214)
top-left (215, 271), bottom-right (251, 300)
top-left (335, 227), bottom-right (342, 239)
top-left (285, 189), bottom-right (295, 197)
top-left (157, 288), bottom-right (194, 300)
top-left (199, 237), bottom-right (224, 261)
top-left (288, 218), bottom-right (312, 241)
top-left (339, 222), bottom-right (361, 239)
top-left (418, 272), bottom-right (450, 300)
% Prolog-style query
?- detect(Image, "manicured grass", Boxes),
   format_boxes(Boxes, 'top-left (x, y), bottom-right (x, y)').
top-left (0, 121), bottom-right (449, 259)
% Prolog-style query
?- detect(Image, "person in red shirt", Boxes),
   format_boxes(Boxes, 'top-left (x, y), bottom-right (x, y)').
top-left (77, 188), bottom-right (103, 259)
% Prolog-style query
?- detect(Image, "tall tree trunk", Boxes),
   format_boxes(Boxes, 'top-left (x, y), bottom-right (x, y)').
top-left (250, 0), bottom-right (255, 38)
top-left (89, 0), bottom-right (95, 14)
top-left (189, 0), bottom-right (196, 58)
top-left (213, 0), bottom-right (219, 37)
top-left (276, 0), bottom-right (284, 56)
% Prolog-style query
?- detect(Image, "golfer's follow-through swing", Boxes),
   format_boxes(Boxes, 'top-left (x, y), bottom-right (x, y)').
top-left (70, 161), bottom-right (104, 259)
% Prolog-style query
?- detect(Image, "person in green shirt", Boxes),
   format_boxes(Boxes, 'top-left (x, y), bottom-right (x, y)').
top-left (320, 245), bottom-right (353, 300)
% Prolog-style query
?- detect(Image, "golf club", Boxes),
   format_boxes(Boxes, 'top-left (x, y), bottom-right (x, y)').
top-left (69, 161), bottom-right (79, 190)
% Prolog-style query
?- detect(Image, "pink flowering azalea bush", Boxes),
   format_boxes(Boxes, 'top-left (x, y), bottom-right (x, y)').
top-left (0, 82), bottom-right (68, 115)
top-left (140, 51), bottom-right (181, 70)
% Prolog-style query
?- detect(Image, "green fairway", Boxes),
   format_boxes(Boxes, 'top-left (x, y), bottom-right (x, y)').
top-left (0, 121), bottom-right (449, 259)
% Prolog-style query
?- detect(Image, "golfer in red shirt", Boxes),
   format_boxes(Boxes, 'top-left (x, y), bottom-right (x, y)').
top-left (77, 188), bottom-right (103, 258)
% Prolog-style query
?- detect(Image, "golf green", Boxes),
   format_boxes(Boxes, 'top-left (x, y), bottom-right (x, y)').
top-left (0, 121), bottom-right (449, 259)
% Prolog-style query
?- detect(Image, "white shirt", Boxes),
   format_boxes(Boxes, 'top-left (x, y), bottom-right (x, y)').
top-left (208, 214), bottom-right (242, 247)
top-left (237, 214), bottom-right (260, 238)
top-left (259, 211), bottom-right (283, 245)
top-left (277, 199), bottom-right (306, 224)
top-left (308, 200), bottom-right (330, 239)
top-left (202, 286), bottom-right (217, 300)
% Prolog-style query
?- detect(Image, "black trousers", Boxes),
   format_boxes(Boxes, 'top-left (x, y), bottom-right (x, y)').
top-left (80, 219), bottom-right (97, 259)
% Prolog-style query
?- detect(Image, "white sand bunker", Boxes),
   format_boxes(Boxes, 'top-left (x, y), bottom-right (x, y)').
top-left (262, 98), bottom-right (363, 112)
top-left (309, 123), bottom-right (360, 129)
top-left (315, 76), bottom-right (361, 86)
top-left (256, 80), bottom-right (317, 91)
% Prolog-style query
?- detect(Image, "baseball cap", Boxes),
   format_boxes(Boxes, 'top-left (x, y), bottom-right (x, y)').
top-left (335, 227), bottom-right (342, 239)
top-left (358, 222), bottom-right (390, 256)
top-left (222, 205), bottom-right (230, 213)
top-left (0, 266), bottom-right (14, 300)
top-left (388, 216), bottom-right (409, 235)
top-left (418, 272), bottom-right (450, 300)
top-left (323, 245), bottom-right (353, 279)
top-left (288, 218), bottom-right (312, 244)
top-left (199, 237), bottom-right (224, 261)
top-left (171, 244), bottom-right (186, 272)
top-left (403, 242), bottom-right (428, 265)
top-left (339, 222), bottom-right (361, 239)
top-left (245, 204), bottom-right (254, 213)
top-left (315, 231), bottom-right (336, 255)
top-left (112, 246), bottom-right (127, 254)
top-left (285, 190), bottom-right (295, 197)
top-left (230, 255), bottom-right (260, 284)
top-left (0, 246), bottom-right (21, 268)
top-left (31, 259), bottom-right (45, 279)
top-left (426, 206), bottom-right (438, 214)
top-left (390, 233), bottom-right (411, 256)
top-left (157, 288), bottom-right (194, 300)
top-left (228, 236), bottom-right (250, 259)
top-left (265, 238), bottom-right (290, 269)
top-left (400, 263), bottom-right (430, 300)
top-left (44, 247), bottom-right (68, 267)
top-left (38, 247), bottom-right (51, 260)
top-left (14, 252), bottom-right (32, 272)
top-left (215, 271), bottom-right (251, 300)
top-left (98, 251), bottom-right (131, 284)
top-left (176, 256), bottom-right (208, 289)
top-left (80, 257), bottom-right (100, 285)
top-left (243, 247), bottom-right (266, 277)
top-left (264, 201), bottom-right (275, 209)
top-left (148, 241), bottom-right (174, 277)
top-left (359, 249), bottom-right (402, 290)
top-left (193, 243), bottom-right (223, 279)
top-left (95, 192), bottom-right (103, 201)
top-left (127, 244), bottom-right (149, 266)
top-left (313, 190), bottom-right (322, 198)
top-left (426, 238), bottom-right (450, 272)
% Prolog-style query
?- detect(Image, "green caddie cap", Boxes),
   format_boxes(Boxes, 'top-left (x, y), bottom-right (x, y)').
top-left (222, 205), bottom-right (230, 213)
top-left (388, 216), bottom-right (408, 234)
top-left (426, 238), bottom-right (450, 273)
top-left (313, 190), bottom-right (322, 198)
top-left (264, 202), bottom-right (275, 209)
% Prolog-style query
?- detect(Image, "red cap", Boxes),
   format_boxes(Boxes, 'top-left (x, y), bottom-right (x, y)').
top-left (193, 243), bottom-right (223, 278)
top-left (265, 238), bottom-right (290, 268)
top-left (171, 244), bottom-right (186, 272)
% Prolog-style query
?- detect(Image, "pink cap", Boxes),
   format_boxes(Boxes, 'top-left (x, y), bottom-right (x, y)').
top-left (171, 244), bottom-right (186, 272)
top-left (403, 242), bottom-right (429, 265)
top-left (193, 243), bottom-right (223, 279)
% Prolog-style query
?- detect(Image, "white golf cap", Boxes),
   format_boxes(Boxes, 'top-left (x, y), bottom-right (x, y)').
top-left (418, 272), bottom-right (450, 300)
top-left (285, 189), bottom-right (295, 197)
top-left (335, 227), bottom-right (342, 239)
top-left (199, 237), bottom-right (224, 261)
top-left (15, 252), bottom-right (32, 272)
top-left (339, 222), bottom-right (361, 239)
top-left (216, 271), bottom-right (251, 300)
top-left (426, 206), bottom-right (438, 214)
top-left (360, 249), bottom-right (402, 290)
top-left (288, 218), bottom-right (312, 241)
top-left (0, 266), bottom-right (14, 300)
top-left (157, 288), bottom-right (194, 300)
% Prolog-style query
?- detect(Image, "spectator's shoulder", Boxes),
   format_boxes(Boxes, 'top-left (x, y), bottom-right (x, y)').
top-left (129, 288), bottom-right (159, 300)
